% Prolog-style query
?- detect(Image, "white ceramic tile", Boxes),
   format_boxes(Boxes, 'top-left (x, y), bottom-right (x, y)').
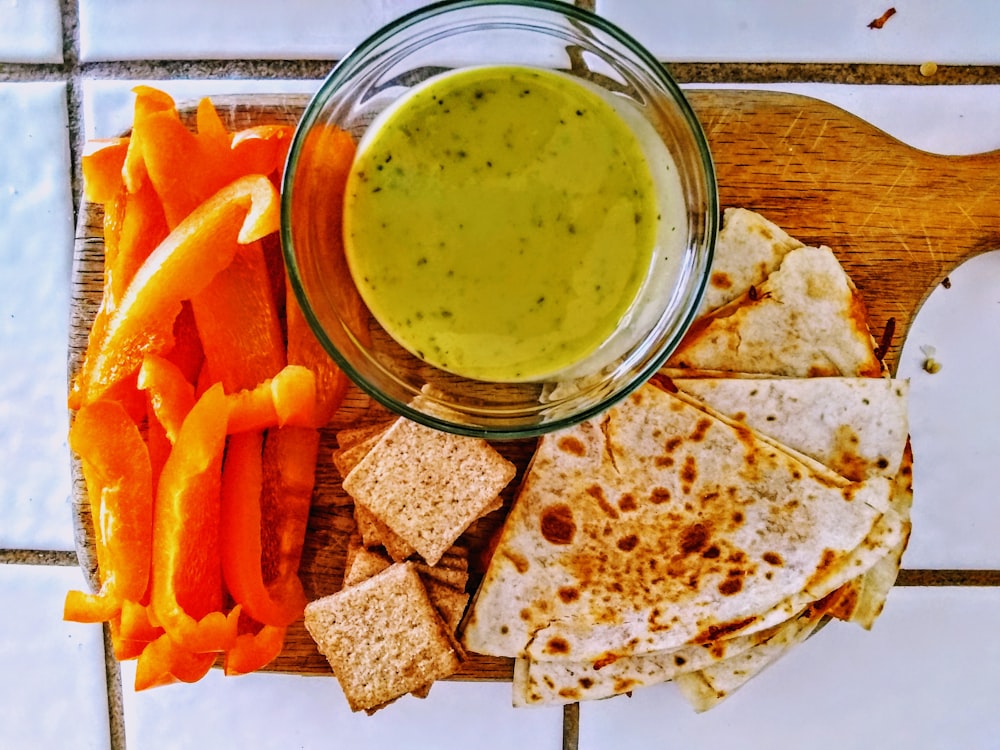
top-left (687, 83), bottom-right (1000, 156)
top-left (0, 82), bottom-right (76, 551)
top-left (81, 78), bottom-right (323, 140)
top-left (599, 0), bottom-right (1000, 65)
top-left (578, 586), bottom-right (1000, 749)
top-left (121, 666), bottom-right (563, 750)
top-left (896, 252), bottom-right (1000, 569)
top-left (0, 0), bottom-right (62, 63)
top-left (79, 0), bottom-right (431, 62)
top-left (0, 564), bottom-right (110, 749)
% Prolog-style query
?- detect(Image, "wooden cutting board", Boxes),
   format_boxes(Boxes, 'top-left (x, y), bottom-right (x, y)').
top-left (69, 89), bottom-right (1000, 681)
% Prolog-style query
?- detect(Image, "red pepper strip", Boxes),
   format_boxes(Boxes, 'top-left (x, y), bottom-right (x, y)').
top-left (191, 238), bottom-right (285, 394)
top-left (69, 173), bottom-right (280, 409)
top-left (224, 623), bottom-right (287, 676)
top-left (259, 426), bottom-right (318, 606)
top-left (226, 365), bottom-right (317, 435)
top-left (134, 632), bottom-right (216, 691)
top-left (149, 382), bottom-right (240, 653)
top-left (64, 400), bottom-right (153, 624)
top-left (221, 431), bottom-right (306, 627)
top-left (138, 354), bottom-right (196, 443)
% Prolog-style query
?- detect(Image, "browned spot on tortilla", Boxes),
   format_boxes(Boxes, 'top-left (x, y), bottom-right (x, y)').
top-left (805, 548), bottom-right (839, 590)
top-left (618, 493), bottom-right (637, 512)
top-left (710, 270), bottom-right (733, 290)
top-left (689, 418), bottom-right (712, 443)
top-left (579, 677), bottom-right (594, 689)
top-left (558, 586), bottom-right (580, 603)
top-left (807, 364), bottom-right (839, 377)
top-left (695, 615), bottom-right (757, 643)
top-left (680, 455), bottom-right (698, 491)
top-left (558, 687), bottom-right (580, 700)
top-left (593, 652), bottom-right (618, 670)
top-left (614, 678), bottom-right (639, 694)
top-left (679, 522), bottom-right (710, 554)
top-left (540, 504), bottom-right (576, 545)
top-left (520, 608), bottom-right (532, 621)
top-left (702, 545), bottom-right (720, 559)
top-left (503, 550), bottom-right (529, 573)
top-left (649, 487), bottom-right (671, 504)
top-left (586, 484), bottom-right (619, 519)
top-left (664, 436), bottom-right (683, 453)
top-left (544, 636), bottom-right (570, 656)
top-left (557, 436), bottom-right (586, 457)
top-left (617, 534), bottom-right (639, 552)
top-left (732, 510), bottom-right (744, 525)
top-left (655, 455), bottom-right (675, 468)
top-left (763, 551), bottom-right (783, 566)
top-left (718, 573), bottom-right (744, 596)
top-left (674, 655), bottom-right (687, 667)
top-left (832, 424), bottom-right (867, 481)
top-left (649, 373), bottom-right (678, 393)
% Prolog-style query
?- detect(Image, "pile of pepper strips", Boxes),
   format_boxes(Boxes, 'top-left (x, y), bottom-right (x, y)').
top-left (65, 87), bottom-right (356, 689)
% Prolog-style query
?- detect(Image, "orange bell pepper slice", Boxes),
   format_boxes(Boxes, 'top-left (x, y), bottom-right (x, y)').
top-left (70, 173), bottom-right (280, 409)
top-left (286, 290), bottom-right (349, 428)
top-left (221, 430), bottom-right (306, 627)
top-left (259, 426), bottom-right (319, 605)
top-left (64, 400), bottom-right (153, 623)
top-left (149, 383), bottom-right (240, 653)
top-left (226, 364), bottom-right (317, 435)
top-left (224, 622), bottom-right (287, 676)
top-left (138, 354), bottom-right (196, 443)
top-left (134, 632), bottom-right (217, 691)
top-left (191, 239), bottom-right (285, 393)
top-left (82, 138), bottom-right (130, 204)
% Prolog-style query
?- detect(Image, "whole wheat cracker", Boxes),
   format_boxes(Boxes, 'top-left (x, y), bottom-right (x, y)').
top-left (342, 418), bottom-right (515, 565)
top-left (304, 562), bottom-right (463, 713)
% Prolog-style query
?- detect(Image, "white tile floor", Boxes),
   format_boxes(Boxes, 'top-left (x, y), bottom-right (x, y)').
top-left (3, 1), bottom-right (1000, 748)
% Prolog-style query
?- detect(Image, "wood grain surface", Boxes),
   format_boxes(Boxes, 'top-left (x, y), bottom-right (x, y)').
top-left (69, 90), bottom-right (999, 681)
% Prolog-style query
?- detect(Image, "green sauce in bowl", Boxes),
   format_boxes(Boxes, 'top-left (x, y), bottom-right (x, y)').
top-left (342, 65), bottom-right (664, 382)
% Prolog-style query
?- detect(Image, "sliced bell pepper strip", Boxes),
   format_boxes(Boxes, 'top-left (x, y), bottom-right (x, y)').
top-left (191, 238), bottom-right (285, 394)
top-left (226, 364), bottom-right (317, 435)
top-left (259, 426), bottom-right (319, 603)
top-left (64, 400), bottom-right (153, 624)
top-left (137, 354), bottom-right (196, 443)
top-left (110, 599), bottom-right (164, 661)
top-left (164, 301), bottom-right (205, 385)
top-left (224, 622), bottom-right (287, 676)
top-left (285, 289), bottom-right (349, 428)
top-left (134, 632), bottom-right (216, 691)
top-left (82, 137), bottom-right (130, 205)
top-left (221, 430), bottom-right (306, 627)
top-left (69, 173), bottom-right (280, 409)
top-left (149, 382), bottom-right (240, 653)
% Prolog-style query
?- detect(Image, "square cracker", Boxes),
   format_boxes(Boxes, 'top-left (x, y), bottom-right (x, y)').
top-left (342, 418), bottom-right (516, 565)
top-left (304, 562), bottom-right (463, 713)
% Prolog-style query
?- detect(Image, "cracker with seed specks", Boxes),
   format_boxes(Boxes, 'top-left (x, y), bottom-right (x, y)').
top-left (304, 562), bottom-right (463, 713)
top-left (342, 418), bottom-right (516, 565)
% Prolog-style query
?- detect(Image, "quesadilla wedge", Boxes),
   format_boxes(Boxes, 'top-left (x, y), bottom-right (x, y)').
top-left (673, 585), bottom-right (847, 712)
top-left (461, 383), bottom-right (894, 662)
top-left (698, 207), bottom-right (804, 316)
top-left (670, 377), bottom-right (909, 481)
top-left (666, 245), bottom-right (883, 378)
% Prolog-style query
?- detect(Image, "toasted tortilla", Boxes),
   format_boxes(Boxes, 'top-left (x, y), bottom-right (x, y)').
top-left (671, 377), bottom-right (909, 481)
top-left (673, 587), bottom-right (845, 712)
top-left (666, 245), bottom-right (883, 378)
top-left (461, 383), bottom-right (895, 662)
top-left (699, 208), bottom-right (804, 316)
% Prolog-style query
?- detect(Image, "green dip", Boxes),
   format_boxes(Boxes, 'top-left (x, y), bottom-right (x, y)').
top-left (343, 65), bottom-right (660, 382)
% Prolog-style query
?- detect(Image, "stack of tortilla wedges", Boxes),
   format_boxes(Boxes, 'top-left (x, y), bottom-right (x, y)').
top-left (460, 208), bottom-right (913, 711)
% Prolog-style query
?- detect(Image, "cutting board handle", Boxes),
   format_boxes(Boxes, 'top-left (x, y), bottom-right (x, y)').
top-left (688, 89), bottom-right (1000, 373)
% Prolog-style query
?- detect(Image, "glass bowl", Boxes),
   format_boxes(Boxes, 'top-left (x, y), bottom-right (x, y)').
top-left (281, 0), bottom-right (717, 439)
